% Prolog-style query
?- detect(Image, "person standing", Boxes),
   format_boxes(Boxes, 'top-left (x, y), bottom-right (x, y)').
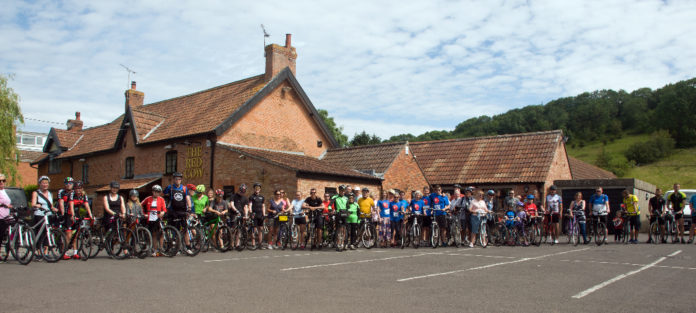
top-left (103, 181), bottom-right (126, 229)
top-left (304, 188), bottom-right (324, 249)
top-left (567, 192), bottom-right (588, 244)
top-left (689, 192), bottom-right (696, 244)
top-left (192, 185), bottom-right (209, 218)
top-left (163, 172), bottom-right (191, 224)
top-left (141, 185), bottom-right (166, 256)
top-left (290, 191), bottom-right (307, 250)
top-left (346, 193), bottom-right (360, 250)
top-left (377, 190), bottom-right (391, 248)
top-left (67, 181), bottom-right (92, 259)
top-left (0, 174), bottom-right (14, 254)
top-left (485, 190), bottom-right (498, 234)
top-left (544, 185), bottom-right (562, 244)
top-left (668, 183), bottom-right (687, 244)
top-left (421, 186), bottom-right (432, 244)
top-left (231, 184), bottom-right (249, 218)
top-left (648, 188), bottom-right (666, 243)
top-left (468, 190), bottom-right (489, 248)
top-left (429, 185), bottom-right (450, 246)
top-left (589, 187), bottom-right (611, 243)
top-left (622, 189), bottom-right (641, 244)
top-left (248, 183), bottom-right (266, 248)
top-left (357, 188), bottom-right (375, 247)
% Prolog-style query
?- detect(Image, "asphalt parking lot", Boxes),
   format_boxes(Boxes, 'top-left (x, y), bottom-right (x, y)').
top-left (1, 243), bottom-right (695, 313)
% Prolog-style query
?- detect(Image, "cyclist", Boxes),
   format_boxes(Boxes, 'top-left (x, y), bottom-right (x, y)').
top-left (248, 183), bottom-right (266, 248)
top-left (346, 193), bottom-right (359, 249)
top-left (266, 190), bottom-right (285, 249)
top-left (408, 190), bottom-right (424, 232)
top-left (566, 192), bottom-right (588, 244)
top-left (141, 185), bottom-right (166, 257)
top-left (429, 185), bottom-right (450, 246)
top-left (65, 181), bottom-right (92, 259)
top-left (589, 187), bottom-right (611, 243)
top-left (544, 185), bottom-right (562, 244)
top-left (377, 190), bottom-right (391, 248)
top-left (484, 190), bottom-right (498, 235)
top-left (231, 184), bottom-right (249, 218)
top-left (468, 190), bottom-right (489, 248)
top-left (186, 184), bottom-right (197, 211)
top-left (668, 183), bottom-right (687, 244)
top-left (421, 186), bottom-right (432, 244)
top-left (31, 176), bottom-right (56, 257)
top-left (103, 181), bottom-right (125, 232)
top-left (622, 189), bottom-right (640, 244)
top-left (524, 194), bottom-right (538, 219)
top-left (204, 189), bottom-right (229, 248)
top-left (163, 173), bottom-right (192, 251)
top-left (303, 188), bottom-right (324, 249)
top-left (395, 190), bottom-right (409, 246)
top-left (192, 184), bottom-right (209, 219)
top-left (57, 177), bottom-right (75, 257)
top-left (453, 186), bottom-right (473, 245)
top-left (289, 191), bottom-right (306, 250)
top-left (126, 190), bottom-right (143, 218)
top-left (0, 173), bottom-right (12, 249)
top-left (648, 188), bottom-right (666, 243)
top-left (689, 193), bottom-right (696, 244)
top-left (613, 211), bottom-right (624, 242)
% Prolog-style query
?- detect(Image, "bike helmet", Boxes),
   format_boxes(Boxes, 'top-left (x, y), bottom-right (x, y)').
top-left (527, 194), bottom-right (535, 200)
top-left (338, 185), bottom-right (346, 191)
top-left (186, 184), bottom-right (196, 191)
top-left (549, 185), bottom-right (557, 190)
top-left (215, 189), bottom-right (224, 197)
top-left (173, 172), bottom-right (183, 178)
top-left (238, 183), bottom-right (247, 191)
top-left (129, 189), bottom-right (139, 197)
top-left (38, 175), bottom-right (50, 184)
top-left (152, 185), bottom-right (162, 192)
top-left (453, 184), bottom-right (462, 189)
top-left (64, 177), bottom-right (74, 184)
top-left (75, 181), bottom-right (84, 189)
top-left (196, 184), bottom-right (206, 193)
top-left (253, 182), bottom-right (261, 188)
top-left (465, 186), bottom-right (475, 193)
top-left (487, 189), bottom-right (495, 196)
top-left (110, 181), bottom-right (120, 189)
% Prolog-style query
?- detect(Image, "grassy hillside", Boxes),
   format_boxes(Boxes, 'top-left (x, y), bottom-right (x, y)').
top-left (567, 135), bottom-right (696, 191)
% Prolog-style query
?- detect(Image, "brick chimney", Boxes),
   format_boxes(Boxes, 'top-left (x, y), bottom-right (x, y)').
top-left (125, 81), bottom-right (144, 111)
top-left (264, 34), bottom-right (297, 82)
top-left (67, 112), bottom-right (83, 132)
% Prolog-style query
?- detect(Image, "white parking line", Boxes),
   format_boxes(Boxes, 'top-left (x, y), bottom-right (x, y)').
top-left (397, 248), bottom-right (590, 282)
top-left (281, 252), bottom-right (442, 271)
top-left (204, 252), bottom-right (319, 263)
top-left (556, 258), bottom-right (696, 270)
top-left (572, 250), bottom-right (682, 299)
top-left (447, 253), bottom-right (517, 259)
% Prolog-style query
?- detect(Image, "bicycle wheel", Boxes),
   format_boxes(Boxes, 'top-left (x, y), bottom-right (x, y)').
top-left (134, 226), bottom-right (153, 258)
top-left (412, 223), bottom-right (421, 249)
top-left (182, 226), bottom-right (203, 257)
top-left (649, 222), bottom-right (659, 244)
top-left (565, 220), bottom-right (574, 244)
top-left (161, 226), bottom-right (181, 257)
top-left (452, 221), bottom-right (462, 248)
top-left (77, 229), bottom-right (93, 261)
top-left (505, 228), bottom-right (516, 246)
top-left (107, 227), bottom-right (135, 260)
top-left (478, 223), bottom-right (488, 248)
top-left (1, 228), bottom-right (10, 262)
top-left (278, 224), bottom-right (288, 250)
top-left (290, 224), bottom-right (300, 250)
top-left (39, 229), bottom-right (67, 263)
top-left (246, 227), bottom-right (259, 251)
top-left (622, 221), bottom-right (631, 244)
top-left (12, 225), bottom-right (35, 265)
top-left (573, 222), bottom-right (581, 246)
top-left (88, 228), bottom-right (103, 259)
top-left (595, 222), bottom-right (606, 246)
top-left (213, 225), bottom-right (231, 252)
top-left (362, 223), bottom-right (376, 249)
top-left (670, 221), bottom-right (678, 243)
top-left (335, 224), bottom-right (346, 251)
top-left (430, 223), bottom-right (439, 248)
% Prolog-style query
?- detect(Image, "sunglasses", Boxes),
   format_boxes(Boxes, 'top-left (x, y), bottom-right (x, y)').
top-left (0, 179), bottom-right (5, 183)
top-left (275, 193), bottom-right (281, 196)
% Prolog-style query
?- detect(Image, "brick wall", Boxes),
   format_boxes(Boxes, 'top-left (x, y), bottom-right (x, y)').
top-left (544, 141), bottom-right (573, 191)
top-left (383, 146), bottom-right (428, 193)
top-left (218, 81), bottom-right (331, 158)
top-left (297, 177), bottom-right (381, 198)
top-left (16, 161), bottom-right (37, 187)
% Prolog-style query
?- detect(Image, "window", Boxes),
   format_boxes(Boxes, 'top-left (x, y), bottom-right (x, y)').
top-left (82, 163), bottom-right (89, 184)
top-left (22, 135), bottom-right (35, 145)
top-left (125, 157), bottom-right (134, 179)
top-left (16, 135), bottom-right (21, 144)
top-left (325, 187), bottom-right (337, 196)
top-left (49, 158), bottom-right (62, 174)
top-left (36, 137), bottom-right (43, 146)
top-left (165, 151), bottom-right (177, 174)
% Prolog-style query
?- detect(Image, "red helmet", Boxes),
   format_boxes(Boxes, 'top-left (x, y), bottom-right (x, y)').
top-left (215, 189), bottom-right (224, 197)
top-left (186, 184), bottom-right (196, 191)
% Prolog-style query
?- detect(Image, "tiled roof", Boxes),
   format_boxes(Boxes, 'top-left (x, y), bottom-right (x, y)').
top-left (96, 177), bottom-right (162, 192)
top-left (322, 142), bottom-right (405, 173)
top-left (568, 156), bottom-right (617, 179)
top-left (409, 130), bottom-right (563, 184)
top-left (218, 144), bottom-right (380, 181)
top-left (59, 116), bottom-right (124, 158)
top-left (133, 75), bottom-right (265, 143)
top-left (18, 150), bottom-right (44, 163)
top-left (53, 129), bottom-right (83, 149)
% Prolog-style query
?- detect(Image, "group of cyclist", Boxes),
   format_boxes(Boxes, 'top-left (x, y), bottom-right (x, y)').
top-left (3, 172), bottom-right (695, 262)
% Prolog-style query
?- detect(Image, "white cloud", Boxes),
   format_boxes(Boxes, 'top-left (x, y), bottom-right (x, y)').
top-left (2, 0), bottom-right (696, 140)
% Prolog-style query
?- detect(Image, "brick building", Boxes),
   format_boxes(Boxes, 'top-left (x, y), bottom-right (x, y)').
top-left (34, 35), bottom-right (381, 214)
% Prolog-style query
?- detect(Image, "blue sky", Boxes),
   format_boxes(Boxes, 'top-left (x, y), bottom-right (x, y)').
top-left (3, 0), bottom-right (695, 140)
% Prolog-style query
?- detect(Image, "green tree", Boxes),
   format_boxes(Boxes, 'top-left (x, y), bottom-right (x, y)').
top-left (349, 131), bottom-right (381, 147)
top-left (654, 78), bottom-right (696, 148)
top-left (1, 74), bottom-right (23, 185)
top-left (386, 133), bottom-right (417, 142)
top-left (317, 109), bottom-right (348, 148)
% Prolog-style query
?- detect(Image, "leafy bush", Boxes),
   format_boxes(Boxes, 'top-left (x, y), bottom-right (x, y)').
top-left (624, 131), bottom-right (675, 164)
top-left (24, 184), bottom-right (37, 202)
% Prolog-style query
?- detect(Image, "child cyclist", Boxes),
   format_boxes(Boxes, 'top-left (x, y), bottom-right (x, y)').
top-left (613, 211), bottom-right (624, 242)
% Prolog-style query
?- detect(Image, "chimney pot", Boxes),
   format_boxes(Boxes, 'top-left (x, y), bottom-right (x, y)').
top-left (131, 81), bottom-right (136, 90)
top-left (285, 34), bottom-right (291, 48)
top-left (76, 112), bottom-right (80, 120)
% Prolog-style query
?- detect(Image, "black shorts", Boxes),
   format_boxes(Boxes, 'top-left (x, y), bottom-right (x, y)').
top-left (294, 217), bottom-right (306, 225)
top-left (254, 216), bottom-right (265, 227)
top-left (675, 213), bottom-right (683, 220)
top-left (313, 215), bottom-right (325, 228)
top-left (63, 214), bottom-right (75, 231)
top-left (628, 215), bottom-right (641, 230)
top-left (650, 215), bottom-right (665, 225)
top-left (550, 213), bottom-right (560, 223)
top-left (591, 215), bottom-right (608, 225)
top-left (692, 215), bottom-right (696, 224)
top-left (422, 216), bottom-right (432, 228)
top-left (435, 215), bottom-right (447, 227)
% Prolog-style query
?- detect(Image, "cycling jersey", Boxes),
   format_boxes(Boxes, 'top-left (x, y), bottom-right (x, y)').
top-left (378, 200), bottom-right (390, 218)
top-left (70, 192), bottom-right (89, 217)
top-left (649, 196), bottom-right (665, 215)
top-left (231, 193), bottom-right (248, 214)
top-left (669, 192), bottom-right (687, 212)
top-left (290, 199), bottom-right (304, 216)
top-left (192, 194), bottom-right (209, 215)
top-left (390, 201), bottom-right (402, 222)
top-left (589, 194), bottom-right (609, 216)
top-left (422, 195), bottom-right (432, 216)
top-left (164, 184), bottom-right (188, 214)
top-left (322, 200), bottom-right (331, 213)
top-left (249, 193), bottom-right (265, 215)
top-left (346, 202), bottom-right (359, 223)
top-left (304, 196), bottom-right (323, 214)
top-left (58, 188), bottom-right (73, 213)
top-left (105, 194), bottom-right (121, 217)
top-left (613, 217), bottom-right (624, 230)
top-left (333, 195), bottom-right (347, 211)
top-left (623, 194), bottom-right (640, 216)
top-left (429, 194), bottom-right (449, 216)
top-left (410, 199), bottom-right (424, 215)
top-left (523, 203), bottom-right (537, 217)
top-left (546, 194), bottom-right (562, 214)
top-left (571, 200), bottom-right (586, 222)
top-left (357, 197), bottom-right (374, 216)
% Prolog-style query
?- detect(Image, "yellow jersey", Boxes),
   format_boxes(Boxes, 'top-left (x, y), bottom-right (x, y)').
top-left (623, 194), bottom-right (640, 215)
top-left (357, 197), bottom-right (374, 216)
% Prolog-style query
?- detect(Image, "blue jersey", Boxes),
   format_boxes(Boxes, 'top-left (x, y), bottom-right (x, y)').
top-left (377, 200), bottom-right (391, 218)
top-left (422, 196), bottom-right (432, 216)
top-left (589, 194), bottom-right (609, 205)
top-left (390, 201), bottom-right (403, 222)
top-left (505, 210), bottom-right (516, 220)
top-left (691, 194), bottom-right (696, 207)
top-left (410, 199), bottom-right (424, 215)
top-left (429, 194), bottom-right (449, 216)
top-left (398, 199), bottom-right (409, 214)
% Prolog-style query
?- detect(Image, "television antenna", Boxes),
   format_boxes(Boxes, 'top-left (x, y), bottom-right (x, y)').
top-left (119, 64), bottom-right (136, 89)
top-left (261, 24), bottom-right (270, 51)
